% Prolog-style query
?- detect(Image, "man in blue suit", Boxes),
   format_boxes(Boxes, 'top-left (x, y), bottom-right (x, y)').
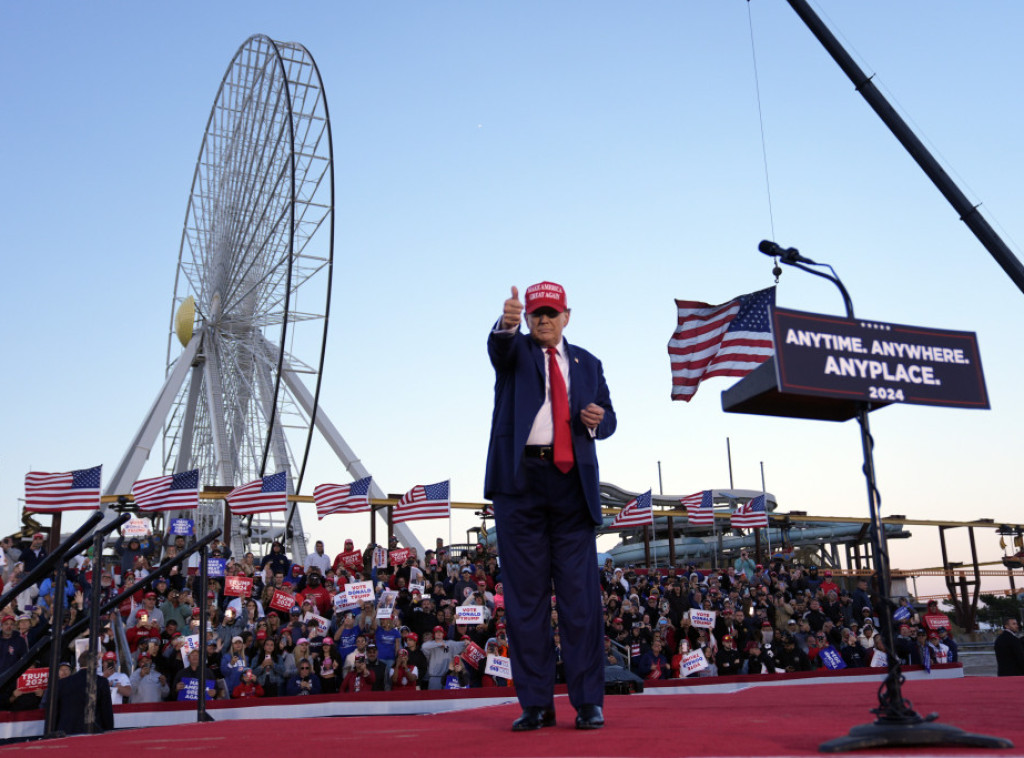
top-left (54, 651), bottom-right (114, 735)
top-left (485, 281), bottom-right (616, 731)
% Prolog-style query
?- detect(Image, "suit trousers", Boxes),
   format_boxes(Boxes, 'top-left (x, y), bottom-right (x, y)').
top-left (493, 457), bottom-right (604, 710)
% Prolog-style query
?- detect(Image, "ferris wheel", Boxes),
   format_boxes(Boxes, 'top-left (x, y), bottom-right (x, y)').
top-left (105, 35), bottom-right (406, 556)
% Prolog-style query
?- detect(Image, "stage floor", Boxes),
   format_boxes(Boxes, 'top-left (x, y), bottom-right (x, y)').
top-left (3, 674), bottom-right (1021, 757)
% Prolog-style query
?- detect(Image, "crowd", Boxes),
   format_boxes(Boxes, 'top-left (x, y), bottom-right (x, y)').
top-left (0, 530), bottom-right (1020, 712)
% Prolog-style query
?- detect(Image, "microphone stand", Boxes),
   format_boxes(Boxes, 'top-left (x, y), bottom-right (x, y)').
top-left (765, 242), bottom-right (1012, 752)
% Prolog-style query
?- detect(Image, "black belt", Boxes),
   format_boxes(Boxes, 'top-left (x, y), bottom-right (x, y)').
top-left (524, 445), bottom-right (555, 460)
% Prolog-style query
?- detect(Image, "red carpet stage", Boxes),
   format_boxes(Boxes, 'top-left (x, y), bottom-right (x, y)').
top-left (3, 668), bottom-right (1021, 756)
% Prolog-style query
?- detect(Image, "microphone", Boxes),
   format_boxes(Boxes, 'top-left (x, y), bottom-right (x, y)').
top-left (758, 240), bottom-right (816, 265)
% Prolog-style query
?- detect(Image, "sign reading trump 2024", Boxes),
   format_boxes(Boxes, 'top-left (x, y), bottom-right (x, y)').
top-left (771, 308), bottom-right (988, 409)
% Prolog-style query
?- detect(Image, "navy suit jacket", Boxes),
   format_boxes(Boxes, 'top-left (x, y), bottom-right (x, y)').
top-left (484, 326), bottom-right (615, 524)
top-left (55, 669), bottom-right (114, 734)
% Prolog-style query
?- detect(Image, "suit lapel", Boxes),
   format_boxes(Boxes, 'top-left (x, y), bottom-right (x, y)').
top-left (564, 340), bottom-right (578, 414)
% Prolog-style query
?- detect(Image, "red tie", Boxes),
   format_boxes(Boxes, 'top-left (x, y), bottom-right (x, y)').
top-left (547, 347), bottom-right (574, 473)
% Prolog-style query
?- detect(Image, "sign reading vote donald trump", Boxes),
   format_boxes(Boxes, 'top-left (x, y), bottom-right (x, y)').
top-left (689, 609), bottom-right (717, 629)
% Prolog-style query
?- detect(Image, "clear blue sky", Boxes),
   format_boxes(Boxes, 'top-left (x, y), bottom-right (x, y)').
top-left (2, 1), bottom-right (1022, 589)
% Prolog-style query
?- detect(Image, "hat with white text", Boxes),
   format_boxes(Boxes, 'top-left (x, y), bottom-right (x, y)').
top-left (524, 281), bottom-right (567, 314)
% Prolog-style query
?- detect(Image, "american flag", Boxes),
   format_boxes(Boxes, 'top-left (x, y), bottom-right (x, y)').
top-left (227, 471), bottom-right (288, 515)
top-left (668, 287), bottom-right (775, 401)
top-left (314, 476), bottom-right (372, 519)
top-left (612, 490), bottom-right (654, 529)
top-left (24, 465), bottom-right (102, 512)
top-left (132, 469), bottom-right (200, 511)
top-left (731, 494), bottom-right (768, 529)
top-left (681, 490), bottom-right (715, 526)
top-left (393, 480), bottom-right (450, 523)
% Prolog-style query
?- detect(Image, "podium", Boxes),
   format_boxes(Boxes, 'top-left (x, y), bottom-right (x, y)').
top-left (721, 357), bottom-right (890, 422)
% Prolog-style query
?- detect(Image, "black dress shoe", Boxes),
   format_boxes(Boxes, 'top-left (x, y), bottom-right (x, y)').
top-left (575, 703), bottom-right (604, 730)
top-left (512, 706), bottom-right (556, 731)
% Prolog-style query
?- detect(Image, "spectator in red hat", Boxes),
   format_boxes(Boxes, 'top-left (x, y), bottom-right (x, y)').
top-left (102, 651), bottom-right (132, 704)
top-left (232, 668), bottom-right (264, 698)
top-left (332, 539), bottom-right (360, 574)
top-left (421, 625), bottom-right (467, 689)
top-left (389, 648), bottom-right (418, 691)
top-left (820, 570), bottom-right (840, 598)
top-left (129, 591), bottom-right (165, 631)
top-left (0, 615), bottom-right (27, 677)
top-left (126, 610), bottom-right (160, 653)
top-left (400, 632), bottom-right (429, 690)
top-left (19, 533), bottom-right (47, 578)
top-left (444, 655), bottom-right (470, 689)
top-left (742, 639), bottom-right (775, 674)
top-left (715, 634), bottom-right (743, 676)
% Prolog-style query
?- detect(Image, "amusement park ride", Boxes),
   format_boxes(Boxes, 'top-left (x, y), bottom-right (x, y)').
top-left (92, 36), bottom-right (423, 562)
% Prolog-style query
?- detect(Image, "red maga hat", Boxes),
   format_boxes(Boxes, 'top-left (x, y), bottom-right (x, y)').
top-left (524, 281), bottom-right (567, 313)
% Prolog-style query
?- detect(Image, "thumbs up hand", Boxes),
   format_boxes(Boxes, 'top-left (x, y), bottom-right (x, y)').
top-left (502, 286), bottom-right (523, 330)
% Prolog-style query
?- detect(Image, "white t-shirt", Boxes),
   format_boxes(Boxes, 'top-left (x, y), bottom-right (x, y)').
top-left (107, 672), bottom-right (131, 704)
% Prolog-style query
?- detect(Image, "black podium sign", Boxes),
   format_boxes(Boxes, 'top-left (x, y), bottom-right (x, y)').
top-left (771, 308), bottom-right (989, 409)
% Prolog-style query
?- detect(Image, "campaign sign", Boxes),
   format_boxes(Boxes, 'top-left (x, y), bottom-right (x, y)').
top-left (305, 612), bottom-right (330, 636)
top-left (819, 645), bottom-right (847, 670)
top-left (269, 589), bottom-right (297, 613)
top-left (689, 609), bottom-right (717, 629)
top-left (176, 676), bottom-right (212, 701)
top-left (336, 550), bottom-right (364, 572)
top-left (455, 605), bottom-right (484, 626)
top-left (333, 590), bottom-right (360, 614)
top-left (122, 518), bottom-right (151, 538)
top-left (180, 634), bottom-right (200, 665)
top-left (409, 582), bottom-right (426, 597)
top-left (169, 518), bottom-right (194, 536)
top-left (389, 547), bottom-right (412, 567)
top-left (893, 605), bottom-right (912, 623)
top-left (484, 654), bottom-right (512, 679)
top-left (206, 558), bottom-right (226, 577)
top-left (376, 590), bottom-right (398, 620)
top-left (17, 668), bottom-right (49, 691)
top-left (923, 612), bottom-right (949, 631)
top-left (371, 547), bottom-right (388, 570)
top-left (346, 581), bottom-right (374, 604)
top-left (461, 640), bottom-right (486, 668)
top-left (224, 575), bottom-right (253, 598)
top-left (772, 307), bottom-right (989, 409)
top-left (870, 650), bottom-right (888, 668)
top-left (680, 650), bottom-right (709, 675)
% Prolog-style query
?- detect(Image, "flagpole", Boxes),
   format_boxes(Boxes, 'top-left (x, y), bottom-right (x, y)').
top-left (726, 438), bottom-right (734, 489)
top-left (761, 461), bottom-right (772, 559)
top-left (712, 498), bottom-right (718, 572)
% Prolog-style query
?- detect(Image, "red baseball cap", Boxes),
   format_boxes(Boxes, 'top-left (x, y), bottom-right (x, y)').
top-left (524, 281), bottom-right (567, 313)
